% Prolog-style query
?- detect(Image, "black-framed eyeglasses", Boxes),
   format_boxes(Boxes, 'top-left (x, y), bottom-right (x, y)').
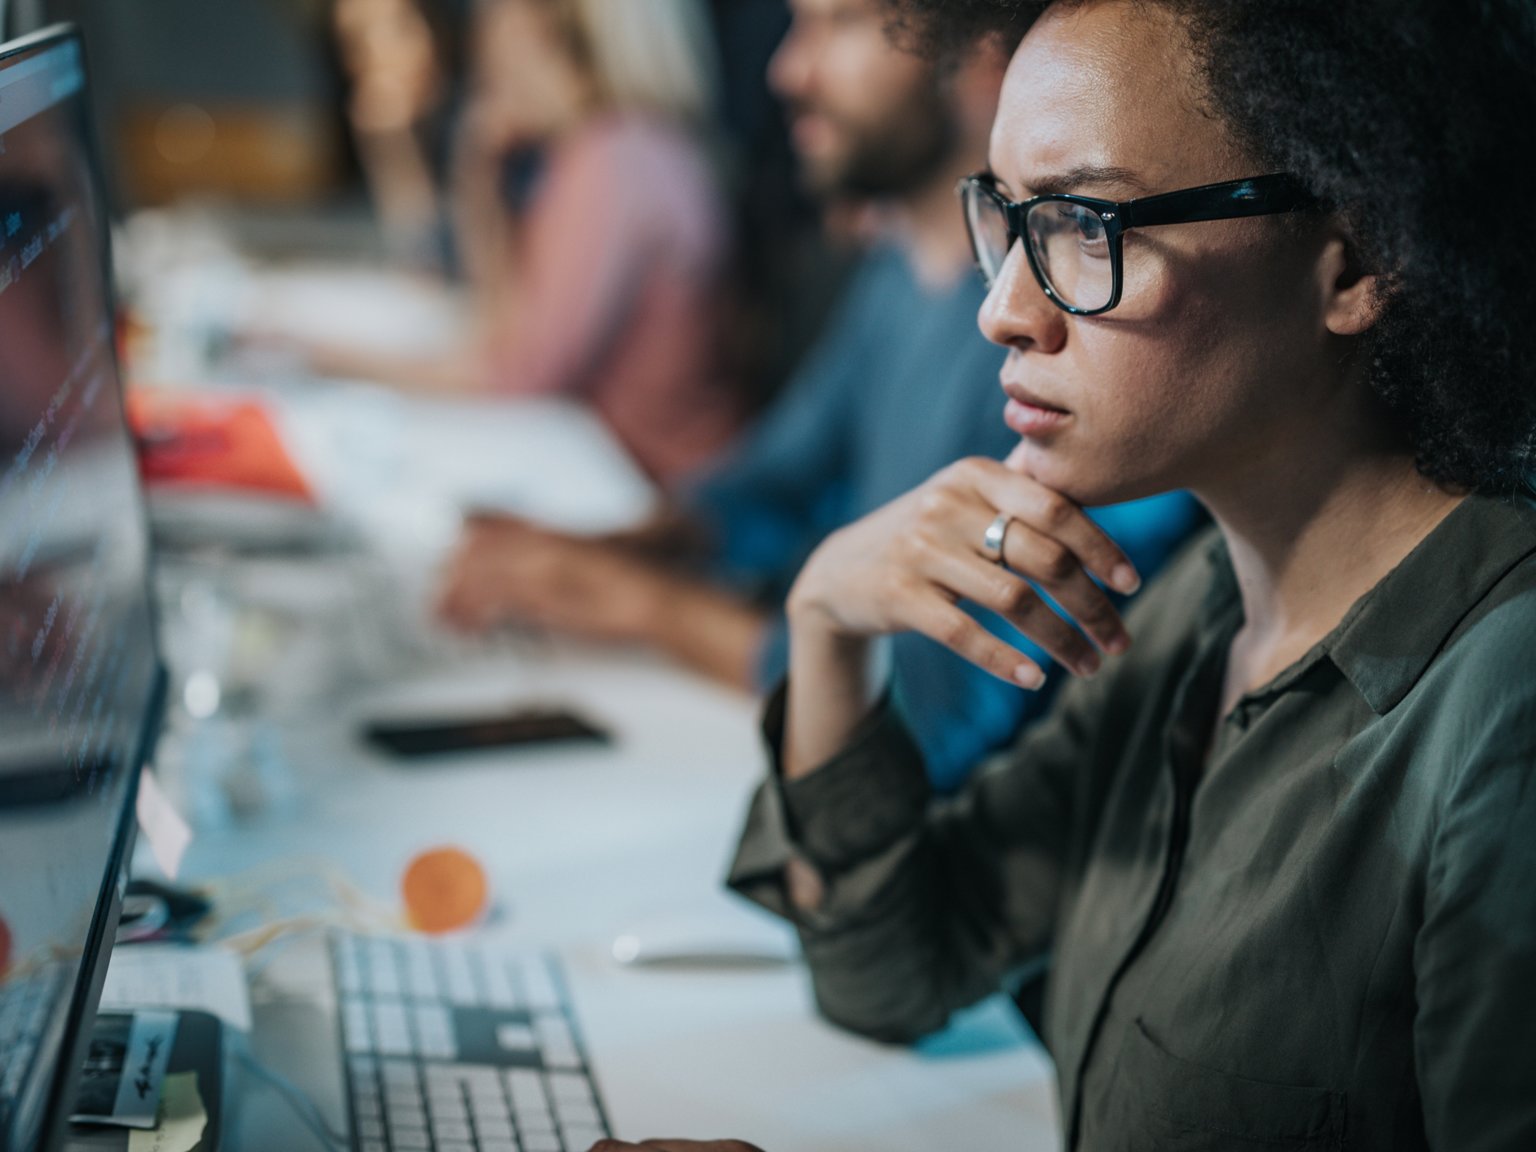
top-left (958, 172), bottom-right (1315, 315)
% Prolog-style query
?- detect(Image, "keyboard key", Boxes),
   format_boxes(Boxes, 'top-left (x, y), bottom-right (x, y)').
top-left (333, 934), bottom-right (363, 994)
top-left (341, 1001), bottom-right (372, 1053)
top-left (437, 1143), bottom-right (476, 1152)
top-left (545, 1071), bottom-right (593, 1104)
top-left (556, 1099), bottom-right (602, 1128)
top-left (355, 1117), bottom-right (385, 1142)
top-left (403, 939), bottom-right (441, 1000)
top-left (480, 1141), bottom-right (520, 1152)
top-left (353, 1097), bottom-right (383, 1125)
top-left (522, 1133), bottom-right (562, 1152)
top-left (517, 1106), bottom-right (556, 1134)
top-left (385, 1076), bottom-right (424, 1103)
top-left (372, 1000), bottom-right (413, 1056)
top-left (389, 1126), bottom-right (431, 1150)
top-left (382, 1060), bottom-right (418, 1085)
top-left (476, 1118), bottom-right (516, 1141)
top-left (495, 1023), bottom-right (536, 1051)
top-left (432, 1118), bottom-right (474, 1142)
top-left (443, 946), bottom-right (479, 1005)
top-left (564, 1125), bottom-right (609, 1149)
top-left (364, 938), bottom-right (403, 998)
top-left (361, 1142), bottom-right (387, 1152)
top-left (483, 955), bottom-right (518, 1008)
top-left (428, 1093), bottom-right (469, 1122)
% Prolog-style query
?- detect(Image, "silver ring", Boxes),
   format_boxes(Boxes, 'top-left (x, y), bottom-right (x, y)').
top-left (981, 513), bottom-right (1013, 564)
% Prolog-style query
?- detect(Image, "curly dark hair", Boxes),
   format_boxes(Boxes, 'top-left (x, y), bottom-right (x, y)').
top-left (884, 0), bottom-right (1536, 494)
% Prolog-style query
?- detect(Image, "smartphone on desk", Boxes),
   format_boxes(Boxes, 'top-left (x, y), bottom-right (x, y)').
top-left (363, 707), bottom-right (612, 759)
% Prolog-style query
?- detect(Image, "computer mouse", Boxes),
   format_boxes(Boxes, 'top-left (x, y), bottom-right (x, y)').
top-left (611, 910), bottom-right (800, 971)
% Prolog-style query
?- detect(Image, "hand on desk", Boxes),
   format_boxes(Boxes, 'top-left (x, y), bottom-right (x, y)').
top-left (437, 515), bottom-right (667, 642)
top-left (436, 514), bottom-right (768, 688)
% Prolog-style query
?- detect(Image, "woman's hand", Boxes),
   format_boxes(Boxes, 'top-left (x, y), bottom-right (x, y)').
top-left (788, 455), bottom-right (1140, 688)
top-left (782, 455), bottom-right (1140, 781)
top-left (436, 516), bottom-right (667, 641)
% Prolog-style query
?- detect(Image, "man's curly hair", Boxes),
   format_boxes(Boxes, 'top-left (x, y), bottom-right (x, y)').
top-left (885, 0), bottom-right (1536, 494)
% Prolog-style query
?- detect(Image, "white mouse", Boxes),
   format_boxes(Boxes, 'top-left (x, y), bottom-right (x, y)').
top-left (611, 910), bottom-right (800, 970)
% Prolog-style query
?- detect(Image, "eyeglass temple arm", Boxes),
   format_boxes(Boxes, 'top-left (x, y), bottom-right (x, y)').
top-left (1118, 176), bottom-right (1312, 229)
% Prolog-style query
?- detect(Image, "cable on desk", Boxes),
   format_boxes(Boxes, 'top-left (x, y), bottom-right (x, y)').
top-left (195, 855), bottom-right (401, 958)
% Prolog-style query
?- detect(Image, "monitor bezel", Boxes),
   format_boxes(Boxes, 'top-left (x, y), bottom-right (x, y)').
top-left (0, 23), bottom-right (170, 1152)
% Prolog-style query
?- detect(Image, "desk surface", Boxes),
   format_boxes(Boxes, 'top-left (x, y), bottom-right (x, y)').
top-left (123, 260), bottom-right (1061, 1151)
top-left (169, 649), bottom-right (1059, 1151)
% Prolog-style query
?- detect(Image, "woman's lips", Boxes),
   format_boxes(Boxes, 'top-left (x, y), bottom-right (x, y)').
top-left (1003, 396), bottom-right (1071, 437)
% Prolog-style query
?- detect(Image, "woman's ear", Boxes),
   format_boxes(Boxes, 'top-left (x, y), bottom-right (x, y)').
top-left (1319, 233), bottom-right (1388, 337)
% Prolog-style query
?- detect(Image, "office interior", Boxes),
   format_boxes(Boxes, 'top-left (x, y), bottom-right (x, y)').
top-left (0, 3), bottom-right (1056, 1151)
top-left (5, 2), bottom-right (1534, 1151)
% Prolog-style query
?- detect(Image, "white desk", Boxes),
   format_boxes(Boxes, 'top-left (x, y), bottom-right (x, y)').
top-left (123, 262), bottom-right (1061, 1150)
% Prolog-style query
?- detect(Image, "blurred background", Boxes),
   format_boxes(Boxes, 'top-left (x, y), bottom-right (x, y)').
top-left (6, 0), bottom-right (844, 403)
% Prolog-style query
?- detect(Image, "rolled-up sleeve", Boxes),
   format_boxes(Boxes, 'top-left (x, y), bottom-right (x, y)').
top-left (728, 664), bottom-right (1109, 1043)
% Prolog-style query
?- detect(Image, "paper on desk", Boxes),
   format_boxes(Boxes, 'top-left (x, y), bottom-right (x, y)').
top-left (127, 1073), bottom-right (206, 1152)
top-left (136, 770), bottom-right (192, 881)
top-left (101, 945), bottom-right (252, 1033)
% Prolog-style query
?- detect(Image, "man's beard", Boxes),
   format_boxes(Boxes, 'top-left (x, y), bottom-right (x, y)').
top-left (793, 79), bottom-right (958, 200)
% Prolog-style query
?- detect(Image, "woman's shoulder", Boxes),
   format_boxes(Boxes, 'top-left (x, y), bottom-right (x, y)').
top-left (1377, 499), bottom-right (1536, 800)
top-left (1417, 547), bottom-right (1536, 720)
top-left (561, 112), bottom-right (710, 178)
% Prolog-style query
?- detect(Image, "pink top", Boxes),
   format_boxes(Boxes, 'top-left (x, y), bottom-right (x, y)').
top-left (483, 115), bottom-right (743, 488)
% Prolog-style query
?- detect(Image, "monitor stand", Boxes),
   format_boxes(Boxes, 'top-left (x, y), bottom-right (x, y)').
top-left (64, 1010), bottom-right (224, 1152)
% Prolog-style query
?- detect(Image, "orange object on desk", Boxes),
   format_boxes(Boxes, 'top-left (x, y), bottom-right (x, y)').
top-left (0, 911), bottom-right (12, 980)
top-left (402, 847), bottom-right (490, 935)
top-left (126, 389), bottom-right (314, 504)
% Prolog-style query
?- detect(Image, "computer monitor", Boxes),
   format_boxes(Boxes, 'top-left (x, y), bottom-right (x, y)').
top-left (0, 25), bottom-right (166, 1152)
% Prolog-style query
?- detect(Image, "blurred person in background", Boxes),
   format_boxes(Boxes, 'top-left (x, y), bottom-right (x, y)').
top-left (317, 0), bottom-right (746, 489)
top-left (333, 0), bottom-right (464, 269)
top-left (436, 0), bottom-right (1202, 794)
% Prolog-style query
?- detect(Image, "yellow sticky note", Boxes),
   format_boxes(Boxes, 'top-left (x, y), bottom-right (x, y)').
top-left (127, 1072), bottom-right (206, 1152)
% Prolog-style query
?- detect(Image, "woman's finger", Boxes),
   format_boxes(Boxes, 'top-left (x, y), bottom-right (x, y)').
top-left (990, 519), bottom-right (1131, 656)
top-left (907, 593), bottom-right (1048, 688)
top-left (932, 487), bottom-right (1130, 656)
top-left (967, 460), bottom-right (1141, 593)
top-left (915, 545), bottom-right (1103, 675)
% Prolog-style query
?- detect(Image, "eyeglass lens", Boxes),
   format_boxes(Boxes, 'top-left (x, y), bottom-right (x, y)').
top-left (963, 184), bottom-right (1117, 313)
top-left (1025, 201), bottom-right (1114, 312)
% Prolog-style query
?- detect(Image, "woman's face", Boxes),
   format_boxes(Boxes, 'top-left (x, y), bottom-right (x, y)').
top-left (473, 0), bottom-right (589, 144)
top-left (980, 0), bottom-right (1353, 506)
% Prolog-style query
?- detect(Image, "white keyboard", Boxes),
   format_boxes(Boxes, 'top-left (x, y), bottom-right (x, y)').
top-left (329, 931), bottom-right (611, 1152)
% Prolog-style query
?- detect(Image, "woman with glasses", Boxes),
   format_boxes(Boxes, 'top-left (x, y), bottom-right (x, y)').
top-left (593, 0), bottom-right (1536, 1148)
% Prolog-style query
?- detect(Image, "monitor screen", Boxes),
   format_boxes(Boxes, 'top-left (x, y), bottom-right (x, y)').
top-left (0, 28), bottom-right (164, 1152)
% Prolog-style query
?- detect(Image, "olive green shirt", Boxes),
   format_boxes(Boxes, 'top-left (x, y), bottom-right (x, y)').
top-left (728, 492), bottom-right (1536, 1151)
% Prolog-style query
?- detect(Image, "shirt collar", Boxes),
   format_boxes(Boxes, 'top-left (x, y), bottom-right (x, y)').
top-left (1329, 491), bottom-right (1536, 713)
top-left (1197, 492), bottom-right (1536, 715)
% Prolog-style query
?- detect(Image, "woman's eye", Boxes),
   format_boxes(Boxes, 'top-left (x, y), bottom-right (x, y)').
top-left (1067, 207), bottom-right (1109, 250)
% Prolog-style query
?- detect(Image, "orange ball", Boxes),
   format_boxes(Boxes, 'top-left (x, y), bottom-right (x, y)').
top-left (402, 847), bottom-right (489, 935)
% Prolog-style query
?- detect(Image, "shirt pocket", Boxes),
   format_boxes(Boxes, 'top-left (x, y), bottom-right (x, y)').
top-left (1112, 1017), bottom-right (1347, 1151)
